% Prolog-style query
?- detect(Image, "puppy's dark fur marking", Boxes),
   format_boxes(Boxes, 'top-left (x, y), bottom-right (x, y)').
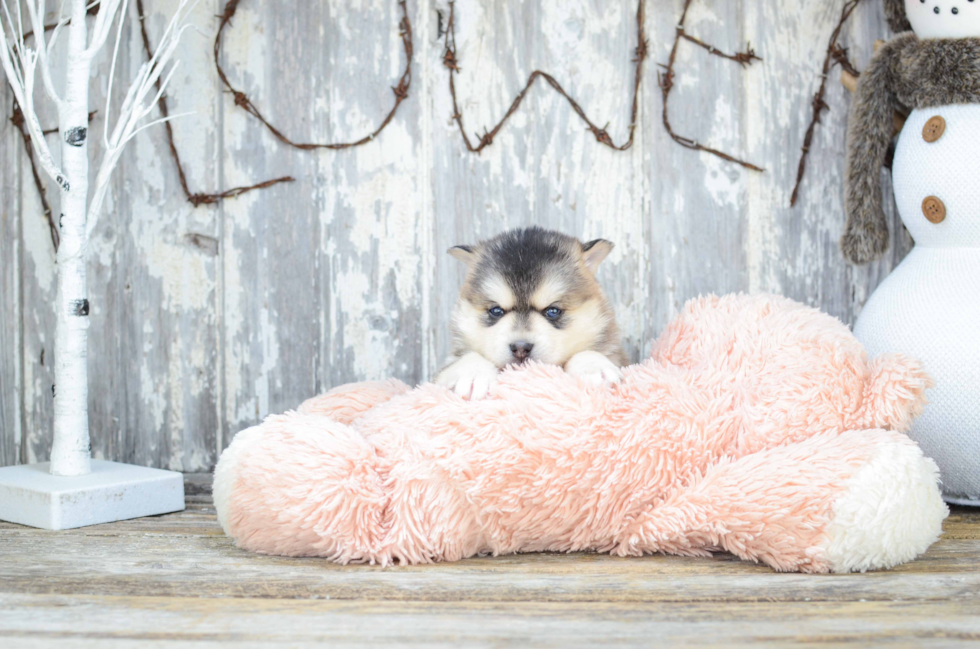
top-left (468, 227), bottom-right (591, 314)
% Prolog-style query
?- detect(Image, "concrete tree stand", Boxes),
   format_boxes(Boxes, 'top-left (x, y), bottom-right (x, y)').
top-left (0, 461), bottom-right (185, 530)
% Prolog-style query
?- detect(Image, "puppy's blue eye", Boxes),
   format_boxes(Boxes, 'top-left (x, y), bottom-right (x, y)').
top-left (544, 307), bottom-right (563, 320)
top-left (488, 306), bottom-right (505, 318)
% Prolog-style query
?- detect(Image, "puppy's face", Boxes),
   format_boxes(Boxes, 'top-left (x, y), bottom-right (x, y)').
top-left (449, 228), bottom-right (615, 368)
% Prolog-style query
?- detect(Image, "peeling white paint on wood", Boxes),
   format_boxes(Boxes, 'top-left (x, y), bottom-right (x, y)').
top-left (1, 0), bottom-right (904, 472)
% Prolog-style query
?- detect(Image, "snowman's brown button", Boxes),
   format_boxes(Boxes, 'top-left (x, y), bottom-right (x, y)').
top-left (922, 116), bottom-right (946, 143)
top-left (922, 196), bottom-right (947, 223)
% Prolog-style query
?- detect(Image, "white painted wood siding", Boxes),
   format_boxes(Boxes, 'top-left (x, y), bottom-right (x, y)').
top-left (0, 0), bottom-right (910, 471)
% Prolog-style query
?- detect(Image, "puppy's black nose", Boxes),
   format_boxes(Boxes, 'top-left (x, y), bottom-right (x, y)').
top-left (510, 341), bottom-right (534, 362)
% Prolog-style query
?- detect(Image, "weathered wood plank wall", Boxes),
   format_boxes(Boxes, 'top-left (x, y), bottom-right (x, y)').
top-left (1, 79), bottom-right (19, 468)
top-left (1, 0), bottom-right (908, 471)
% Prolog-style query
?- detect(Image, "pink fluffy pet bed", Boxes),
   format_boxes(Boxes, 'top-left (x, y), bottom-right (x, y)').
top-left (214, 294), bottom-right (948, 573)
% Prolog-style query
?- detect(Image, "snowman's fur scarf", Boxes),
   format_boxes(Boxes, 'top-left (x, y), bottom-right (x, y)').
top-left (843, 34), bottom-right (980, 264)
top-left (883, 0), bottom-right (912, 33)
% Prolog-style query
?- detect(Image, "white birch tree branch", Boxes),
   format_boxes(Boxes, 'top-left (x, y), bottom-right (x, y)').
top-left (82, 0), bottom-right (125, 59)
top-left (0, 0), bottom-right (69, 190)
top-left (24, 0), bottom-right (66, 107)
top-left (88, 0), bottom-right (197, 234)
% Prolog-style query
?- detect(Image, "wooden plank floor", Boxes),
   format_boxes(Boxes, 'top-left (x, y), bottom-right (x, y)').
top-left (2, 475), bottom-right (979, 647)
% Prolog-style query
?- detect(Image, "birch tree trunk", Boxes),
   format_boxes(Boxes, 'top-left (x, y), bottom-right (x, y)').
top-left (3, 0), bottom-right (192, 475)
top-left (49, 0), bottom-right (92, 476)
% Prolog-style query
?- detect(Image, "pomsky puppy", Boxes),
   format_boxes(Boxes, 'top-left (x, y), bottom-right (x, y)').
top-left (436, 227), bottom-right (627, 399)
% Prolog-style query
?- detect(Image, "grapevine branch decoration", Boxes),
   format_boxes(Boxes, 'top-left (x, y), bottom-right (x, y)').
top-left (135, 0), bottom-right (293, 206)
top-left (832, 44), bottom-right (860, 78)
top-left (659, 0), bottom-right (764, 172)
top-left (442, 0), bottom-right (647, 153)
top-left (789, 0), bottom-right (862, 207)
top-left (11, 0), bottom-right (415, 250)
top-left (213, 0), bottom-right (414, 150)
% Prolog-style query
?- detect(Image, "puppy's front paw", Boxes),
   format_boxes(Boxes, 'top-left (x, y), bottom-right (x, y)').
top-left (435, 352), bottom-right (499, 400)
top-left (565, 351), bottom-right (623, 386)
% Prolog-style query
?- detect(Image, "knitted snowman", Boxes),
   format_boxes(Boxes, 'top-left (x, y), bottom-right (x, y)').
top-left (843, 0), bottom-right (980, 504)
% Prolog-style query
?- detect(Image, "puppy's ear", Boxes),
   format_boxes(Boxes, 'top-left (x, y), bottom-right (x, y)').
top-left (448, 245), bottom-right (477, 267)
top-left (581, 239), bottom-right (613, 274)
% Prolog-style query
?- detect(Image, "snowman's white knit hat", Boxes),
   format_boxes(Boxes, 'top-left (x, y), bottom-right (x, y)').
top-left (884, 0), bottom-right (913, 32)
